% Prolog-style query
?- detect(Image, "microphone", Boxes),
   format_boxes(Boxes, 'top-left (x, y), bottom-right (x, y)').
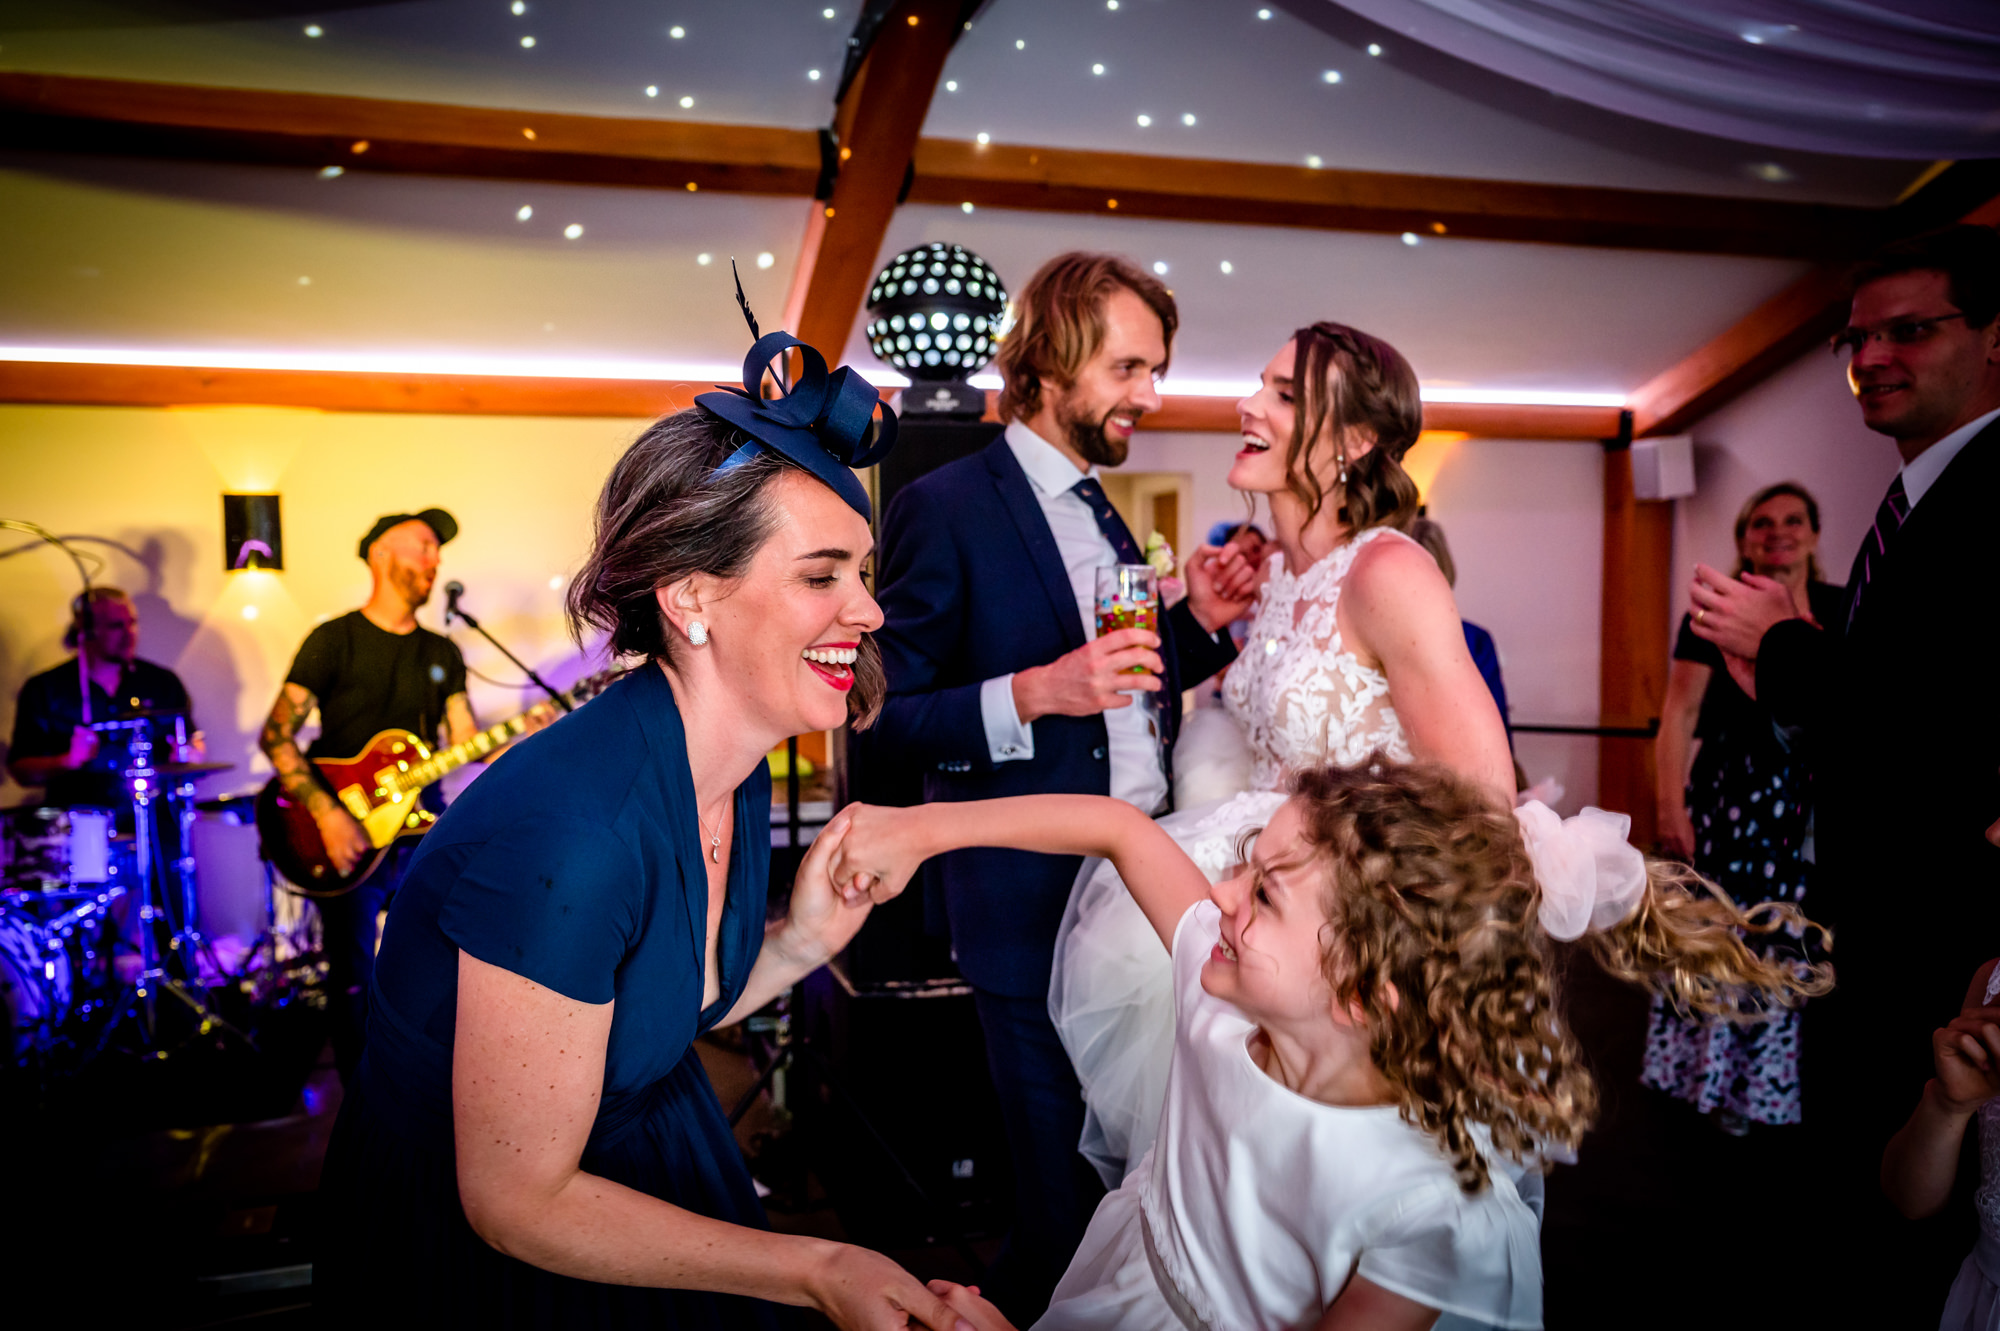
top-left (444, 580), bottom-right (465, 623)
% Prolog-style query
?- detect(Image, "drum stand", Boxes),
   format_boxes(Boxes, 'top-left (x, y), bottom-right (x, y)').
top-left (93, 728), bottom-right (250, 1059)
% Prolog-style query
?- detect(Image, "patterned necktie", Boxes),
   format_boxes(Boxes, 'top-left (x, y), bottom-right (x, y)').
top-left (1070, 476), bottom-right (1147, 565)
top-left (1846, 472), bottom-right (1909, 632)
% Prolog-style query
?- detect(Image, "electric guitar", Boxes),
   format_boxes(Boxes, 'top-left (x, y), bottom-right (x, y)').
top-left (255, 668), bottom-right (621, 897)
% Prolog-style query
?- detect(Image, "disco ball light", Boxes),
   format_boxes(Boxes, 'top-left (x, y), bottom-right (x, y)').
top-left (863, 242), bottom-right (1008, 382)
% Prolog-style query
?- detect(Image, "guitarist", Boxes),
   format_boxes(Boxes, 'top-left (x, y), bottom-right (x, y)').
top-left (259, 509), bottom-right (545, 1083)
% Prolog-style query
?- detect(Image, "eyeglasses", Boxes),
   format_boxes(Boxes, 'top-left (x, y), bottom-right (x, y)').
top-left (1829, 312), bottom-right (1968, 359)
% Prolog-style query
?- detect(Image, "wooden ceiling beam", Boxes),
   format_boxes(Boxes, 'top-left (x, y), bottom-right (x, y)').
top-left (1628, 161), bottom-right (2000, 436)
top-left (787, 0), bottom-right (961, 358)
top-left (0, 361), bottom-right (707, 417)
top-left (0, 360), bottom-right (1617, 437)
top-left (908, 139), bottom-right (1878, 259)
top-left (0, 71), bottom-right (822, 195)
top-left (1053, 394), bottom-right (1621, 439)
top-left (0, 71), bottom-right (1898, 260)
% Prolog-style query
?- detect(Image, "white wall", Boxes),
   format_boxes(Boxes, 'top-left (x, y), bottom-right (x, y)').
top-left (1121, 430), bottom-right (1269, 553)
top-left (1125, 429), bottom-right (1604, 812)
top-left (1671, 348), bottom-right (1897, 623)
top-left (1423, 439), bottom-right (1604, 813)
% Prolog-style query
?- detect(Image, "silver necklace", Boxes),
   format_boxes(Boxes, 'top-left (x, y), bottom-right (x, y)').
top-left (696, 801), bottom-right (728, 864)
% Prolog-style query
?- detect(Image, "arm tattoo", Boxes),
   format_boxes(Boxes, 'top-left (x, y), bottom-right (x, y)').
top-left (261, 686), bottom-right (333, 816)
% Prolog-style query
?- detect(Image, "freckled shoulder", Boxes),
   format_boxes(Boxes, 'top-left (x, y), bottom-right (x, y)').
top-left (1345, 529), bottom-right (1449, 612)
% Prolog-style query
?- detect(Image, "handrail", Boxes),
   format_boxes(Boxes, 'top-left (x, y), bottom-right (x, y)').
top-left (1512, 719), bottom-right (1660, 739)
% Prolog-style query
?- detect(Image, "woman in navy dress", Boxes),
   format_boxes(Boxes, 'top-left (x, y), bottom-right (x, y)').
top-left (315, 332), bottom-right (965, 1330)
top-left (1648, 480), bottom-right (1841, 1129)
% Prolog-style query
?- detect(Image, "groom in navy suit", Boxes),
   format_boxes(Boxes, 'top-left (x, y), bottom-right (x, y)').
top-left (870, 252), bottom-right (1254, 1317)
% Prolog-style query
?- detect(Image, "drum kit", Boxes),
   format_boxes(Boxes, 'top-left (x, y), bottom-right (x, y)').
top-left (1, 711), bottom-right (312, 1069)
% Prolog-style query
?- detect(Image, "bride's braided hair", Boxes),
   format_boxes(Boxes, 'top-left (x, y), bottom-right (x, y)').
top-left (1287, 758), bottom-right (1832, 1191)
top-left (1285, 323), bottom-right (1423, 535)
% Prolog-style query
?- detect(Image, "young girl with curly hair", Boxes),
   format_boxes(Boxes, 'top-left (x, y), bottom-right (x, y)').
top-left (830, 758), bottom-right (1830, 1330)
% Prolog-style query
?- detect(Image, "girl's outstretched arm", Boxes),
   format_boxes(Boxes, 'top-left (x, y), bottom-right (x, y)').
top-left (832, 796), bottom-right (1211, 950)
top-left (1883, 959), bottom-right (2000, 1219)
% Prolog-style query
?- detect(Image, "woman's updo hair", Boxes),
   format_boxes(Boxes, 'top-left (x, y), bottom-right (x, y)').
top-left (565, 407), bottom-right (885, 728)
top-left (1285, 322), bottom-right (1423, 535)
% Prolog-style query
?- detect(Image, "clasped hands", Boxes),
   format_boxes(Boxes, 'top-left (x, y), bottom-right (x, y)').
top-left (810, 804), bottom-right (926, 910)
top-left (1932, 1003), bottom-right (2000, 1118)
top-left (1686, 562), bottom-right (1799, 699)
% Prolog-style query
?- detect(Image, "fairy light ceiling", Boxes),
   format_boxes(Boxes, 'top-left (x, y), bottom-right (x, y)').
top-left (0, 0), bottom-right (1938, 399)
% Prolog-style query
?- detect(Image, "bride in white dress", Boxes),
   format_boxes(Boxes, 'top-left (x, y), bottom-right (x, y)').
top-left (1052, 322), bottom-right (1517, 1184)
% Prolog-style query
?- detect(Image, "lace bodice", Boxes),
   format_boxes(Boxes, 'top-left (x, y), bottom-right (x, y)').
top-left (1221, 526), bottom-right (1414, 792)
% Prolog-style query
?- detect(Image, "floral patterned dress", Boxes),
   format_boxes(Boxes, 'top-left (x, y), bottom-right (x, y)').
top-left (1049, 528), bottom-right (1416, 1184)
top-left (1640, 582), bottom-right (1841, 1126)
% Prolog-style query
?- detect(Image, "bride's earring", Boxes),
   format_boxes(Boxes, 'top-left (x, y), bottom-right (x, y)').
top-left (1337, 450), bottom-right (1349, 487)
top-left (687, 620), bottom-right (708, 646)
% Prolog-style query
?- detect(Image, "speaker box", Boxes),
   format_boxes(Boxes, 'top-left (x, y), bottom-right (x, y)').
top-left (1631, 434), bottom-right (1696, 500)
top-left (794, 960), bottom-right (1010, 1248)
top-left (875, 417), bottom-right (1003, 546)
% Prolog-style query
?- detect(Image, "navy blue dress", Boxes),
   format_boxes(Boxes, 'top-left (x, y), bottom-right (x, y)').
top-left (315, 663), bottom-right (782, 1328)
top-left (1640, 581), bottom-right (1842, 1126)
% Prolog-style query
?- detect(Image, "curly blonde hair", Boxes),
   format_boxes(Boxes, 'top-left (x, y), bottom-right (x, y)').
top-left (1287, 759), bottom-right (1832, 1192)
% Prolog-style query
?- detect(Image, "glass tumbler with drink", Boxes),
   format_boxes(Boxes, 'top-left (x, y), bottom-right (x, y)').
top-left (1095, 565), bottom-right (1159, 683)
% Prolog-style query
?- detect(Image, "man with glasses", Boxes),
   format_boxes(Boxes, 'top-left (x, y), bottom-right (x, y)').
top-left (1688, 224), bottom-right (2000, 1315)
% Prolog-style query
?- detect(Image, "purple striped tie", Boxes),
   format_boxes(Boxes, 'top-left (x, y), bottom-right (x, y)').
top-left (1846, 473), bottom-right (1909, 631)
top-left (1072, 476), bottom-right (1148, 565)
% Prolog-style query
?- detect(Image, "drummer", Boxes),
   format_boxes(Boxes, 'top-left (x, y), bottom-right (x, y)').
top-left (7, 587), bottom-right (203, 809)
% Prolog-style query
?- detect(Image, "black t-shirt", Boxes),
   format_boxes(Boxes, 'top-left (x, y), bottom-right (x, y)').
top-left (286, 612), bottom-right (467, 762)
top-left (10, 657), bottom-right (193, 807)
top-left (1673, 579), bottom-right (1846, 742)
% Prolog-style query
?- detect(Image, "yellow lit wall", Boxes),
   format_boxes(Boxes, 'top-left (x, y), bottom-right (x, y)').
top-left (0, 403), bottom-right (648, 809)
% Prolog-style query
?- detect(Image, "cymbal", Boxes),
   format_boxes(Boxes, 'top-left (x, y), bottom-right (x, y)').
top-left (89, 708), bottom-right (189, 728)
top-left (132, 761), bottom-right (235, 776)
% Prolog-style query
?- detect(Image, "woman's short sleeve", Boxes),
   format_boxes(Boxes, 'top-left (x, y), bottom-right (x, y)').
top-left (1354, 1177), bottom-right (1544, 1329)
top-left (438, 817), bottom-right (646, 1004)
top-left (1672, 612), bottom-right (1723, 668)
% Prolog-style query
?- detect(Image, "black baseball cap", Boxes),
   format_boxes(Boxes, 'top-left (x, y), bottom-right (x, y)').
top-left (359, 508), bottom-right (458, 560)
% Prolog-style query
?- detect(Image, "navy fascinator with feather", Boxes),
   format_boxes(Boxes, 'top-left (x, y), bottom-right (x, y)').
top-left (697, 265), bottom-right (897, 520)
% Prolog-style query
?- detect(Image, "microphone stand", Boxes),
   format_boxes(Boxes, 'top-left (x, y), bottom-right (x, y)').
top-left (446, 592), bottom-right (572, 712)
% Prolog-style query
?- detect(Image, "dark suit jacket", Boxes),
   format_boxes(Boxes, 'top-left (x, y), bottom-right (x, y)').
top-left (1757, 418), bottom-right (2000, 1134)
top-left (870, 436), bottom-right (1238, 997)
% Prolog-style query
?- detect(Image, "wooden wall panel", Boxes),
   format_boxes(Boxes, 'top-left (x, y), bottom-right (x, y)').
top-left (1597, 444), bottom-right (1674, 848)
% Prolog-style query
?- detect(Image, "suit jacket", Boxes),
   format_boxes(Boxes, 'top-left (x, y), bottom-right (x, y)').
top-left (870, 436), bottom-right (1239, 997)
top-left (1757, 418), bottom-right (2000, 1131)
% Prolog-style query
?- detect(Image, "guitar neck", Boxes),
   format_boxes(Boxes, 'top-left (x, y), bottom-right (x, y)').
top-left (401, 711), bottom-right (538, 792)
top-left (387, 669), bottom-right (617, 797)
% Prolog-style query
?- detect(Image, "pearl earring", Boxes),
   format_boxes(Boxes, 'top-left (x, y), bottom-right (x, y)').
top-left (687, 620), bottom-right (708, 646)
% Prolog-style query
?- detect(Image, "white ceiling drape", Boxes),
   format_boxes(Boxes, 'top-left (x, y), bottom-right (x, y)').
top-left (1321, 0), bottom-right (2000, 158)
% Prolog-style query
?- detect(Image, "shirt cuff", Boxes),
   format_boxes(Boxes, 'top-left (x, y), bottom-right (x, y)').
top-left (980, 674), bottom-right (1034, 764)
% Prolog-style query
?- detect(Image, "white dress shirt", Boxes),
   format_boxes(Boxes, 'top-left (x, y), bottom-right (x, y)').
top-left (1902, 405), bottom-right (2000, 509)
top-left (978, 421), bottom-right (1170, 816)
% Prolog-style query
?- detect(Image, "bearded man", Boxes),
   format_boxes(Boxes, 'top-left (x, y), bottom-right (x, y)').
top-left (871, 252), bottom-right (1255, 1321)
top-left (259, 509), bottom-right (476, 1085)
